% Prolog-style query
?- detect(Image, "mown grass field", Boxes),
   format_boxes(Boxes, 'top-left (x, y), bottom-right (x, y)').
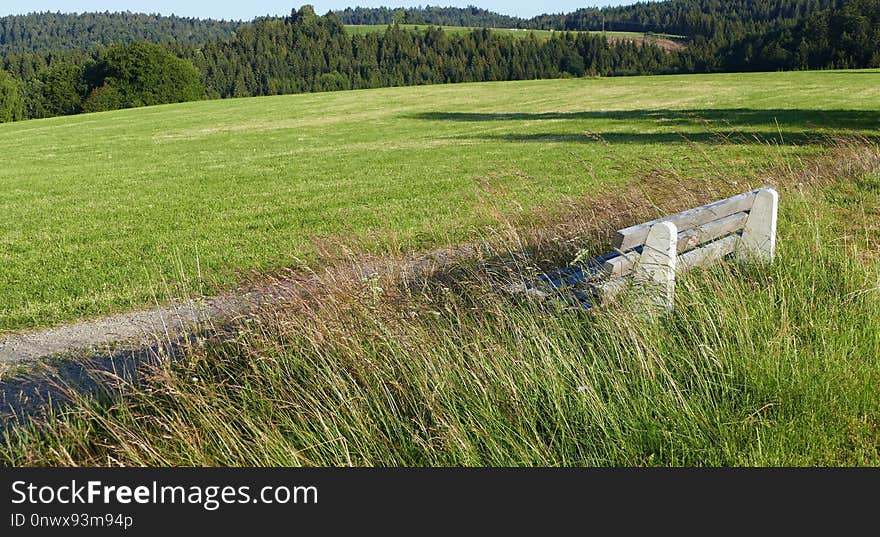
top-left (1, 70), bottom-right (879, 332)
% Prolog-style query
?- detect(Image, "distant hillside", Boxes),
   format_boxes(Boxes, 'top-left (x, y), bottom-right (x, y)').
top-left (0, 12), bottom-right (243, 55)
top-left (333, 6), bottom-right (522, 28)
top-left (346, 24), bottom-right (687, 52)
top-left (720, 0), bottom-right (880, 71)
top-left (1, 1), bottom-right (847, 57)
top-left (333, 1), bottom-right (844, 36)
top-left (1, 2), bottom-right (876, 124)
top-left (527, 0), bottom-right (845, 35)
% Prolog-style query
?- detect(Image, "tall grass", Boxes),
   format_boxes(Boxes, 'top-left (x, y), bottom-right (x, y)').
top-left (2, 153), bottom-right (879, 466)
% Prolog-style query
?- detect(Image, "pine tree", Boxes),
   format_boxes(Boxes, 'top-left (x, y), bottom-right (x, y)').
top-left (0, 68), bottom-right (24, 122)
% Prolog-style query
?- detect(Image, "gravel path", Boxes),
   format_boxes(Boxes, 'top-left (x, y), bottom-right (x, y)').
top-left (0, 297), bottom-right (239, 365)
top-left (0, 243), bottom-right (489, 367)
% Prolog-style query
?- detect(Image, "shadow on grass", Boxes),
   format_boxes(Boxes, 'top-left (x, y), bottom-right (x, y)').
top-left (0, 336), bottom-right (197, 429)
top-left (411, 109), bottom-right (880, 133)
top-left (465, 131), bottom-right (880, 146)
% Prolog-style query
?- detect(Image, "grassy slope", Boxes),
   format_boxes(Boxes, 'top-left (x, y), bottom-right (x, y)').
top-left (344, 24), bottom-right (684, 39)
top-left (345, 24), bottom-right (687, 50)
top-left (1, 70), bottom-right (879, 332)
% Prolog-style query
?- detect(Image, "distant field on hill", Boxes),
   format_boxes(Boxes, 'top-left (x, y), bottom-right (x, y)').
top-left (1, 70), bottom-right (878, 332)
top-left (345, 24), bottom-right (687, 47)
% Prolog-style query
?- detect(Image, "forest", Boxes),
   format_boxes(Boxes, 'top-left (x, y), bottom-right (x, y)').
top-left (0, 11), bottom-right (242, 55)
top-left (337, 1), bottom-right (845, 35)
top-left (0, 0), bottom-right (878, 122)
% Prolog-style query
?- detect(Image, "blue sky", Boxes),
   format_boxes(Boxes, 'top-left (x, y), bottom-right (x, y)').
top-left (0, 2), bottom-right (623, 20)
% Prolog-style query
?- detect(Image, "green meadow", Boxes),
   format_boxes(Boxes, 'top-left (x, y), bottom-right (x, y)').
top-left (1, 70), bottom-right (879, 332)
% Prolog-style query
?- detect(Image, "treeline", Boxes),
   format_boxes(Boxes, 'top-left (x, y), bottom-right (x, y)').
top-left (720, 0), bottom-right (880, 70)
top-left (679, 0), bottom-right (878, 71)
top-left (333, 6), bottom-right (522, 27)
top-left (188, 7), bottom-right (670, 99)
top-left (527, 0), bottom-right (843, 35)
top-left (332, 0), bottom-right (876, 72)
top-left (332, 1), bottom-right (843, 36)
top-left (2, 1), bottom-right (846, 57)
top-left (1, 42), bottom-right (203, 119)
top-left (1, 1), bottom-right (879, 124)
top-left (0, 6), bottom-right (672, 119)
top-left (0, 12), bottom-right (243, 56)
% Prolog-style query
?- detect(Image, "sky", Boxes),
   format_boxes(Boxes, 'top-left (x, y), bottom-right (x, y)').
top-left (0, 1), bottom-right (624, 21)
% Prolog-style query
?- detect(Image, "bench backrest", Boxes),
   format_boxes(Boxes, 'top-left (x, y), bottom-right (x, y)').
top-left (602, 186), bottom-right (778, 279)
top-left (597, 185), bottom-right (778, 313)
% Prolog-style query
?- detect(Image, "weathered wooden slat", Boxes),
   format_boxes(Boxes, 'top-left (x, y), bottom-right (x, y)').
top-left (603, 211), bottom-right (749, 278)
top-left (677, 234), bottom-right (739, 271)
top-left (602, 250), bottom-right (639, 279)
top-left (614, 189), bottom-right (762, 251)
top-left (598, 234), bottom-right (740, 300)
top-left (676, 211), bottom-right (748, 252)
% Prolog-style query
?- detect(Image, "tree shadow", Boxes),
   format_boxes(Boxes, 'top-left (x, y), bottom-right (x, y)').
top-left (467, 131), bottom-right (879, 146)
top-left (411, 109), bottom-right (880, 132)
top-left (807, 71), bottom-right (880, 74)
top-left (0, 335), bottom-right (197, 428)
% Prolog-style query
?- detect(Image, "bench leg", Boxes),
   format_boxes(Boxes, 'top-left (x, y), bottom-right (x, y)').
top-left (634, 221), bottom-right (678, 313)
top-left (737, 187), bottom-right (778, 262)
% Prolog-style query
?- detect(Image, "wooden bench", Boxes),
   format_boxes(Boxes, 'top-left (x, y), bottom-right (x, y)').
top-left (507, 186), bottom-right (779, 311)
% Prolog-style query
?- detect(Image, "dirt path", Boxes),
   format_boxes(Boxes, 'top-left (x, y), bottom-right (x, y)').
top-left (0, 243), bottom-right (488, 367)
top-left (0, 297), bottom-right (237, 365)
top-left (0, 269), bottom-right (334, 366)
top-left (0, 293), bottom-right (252, 366)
